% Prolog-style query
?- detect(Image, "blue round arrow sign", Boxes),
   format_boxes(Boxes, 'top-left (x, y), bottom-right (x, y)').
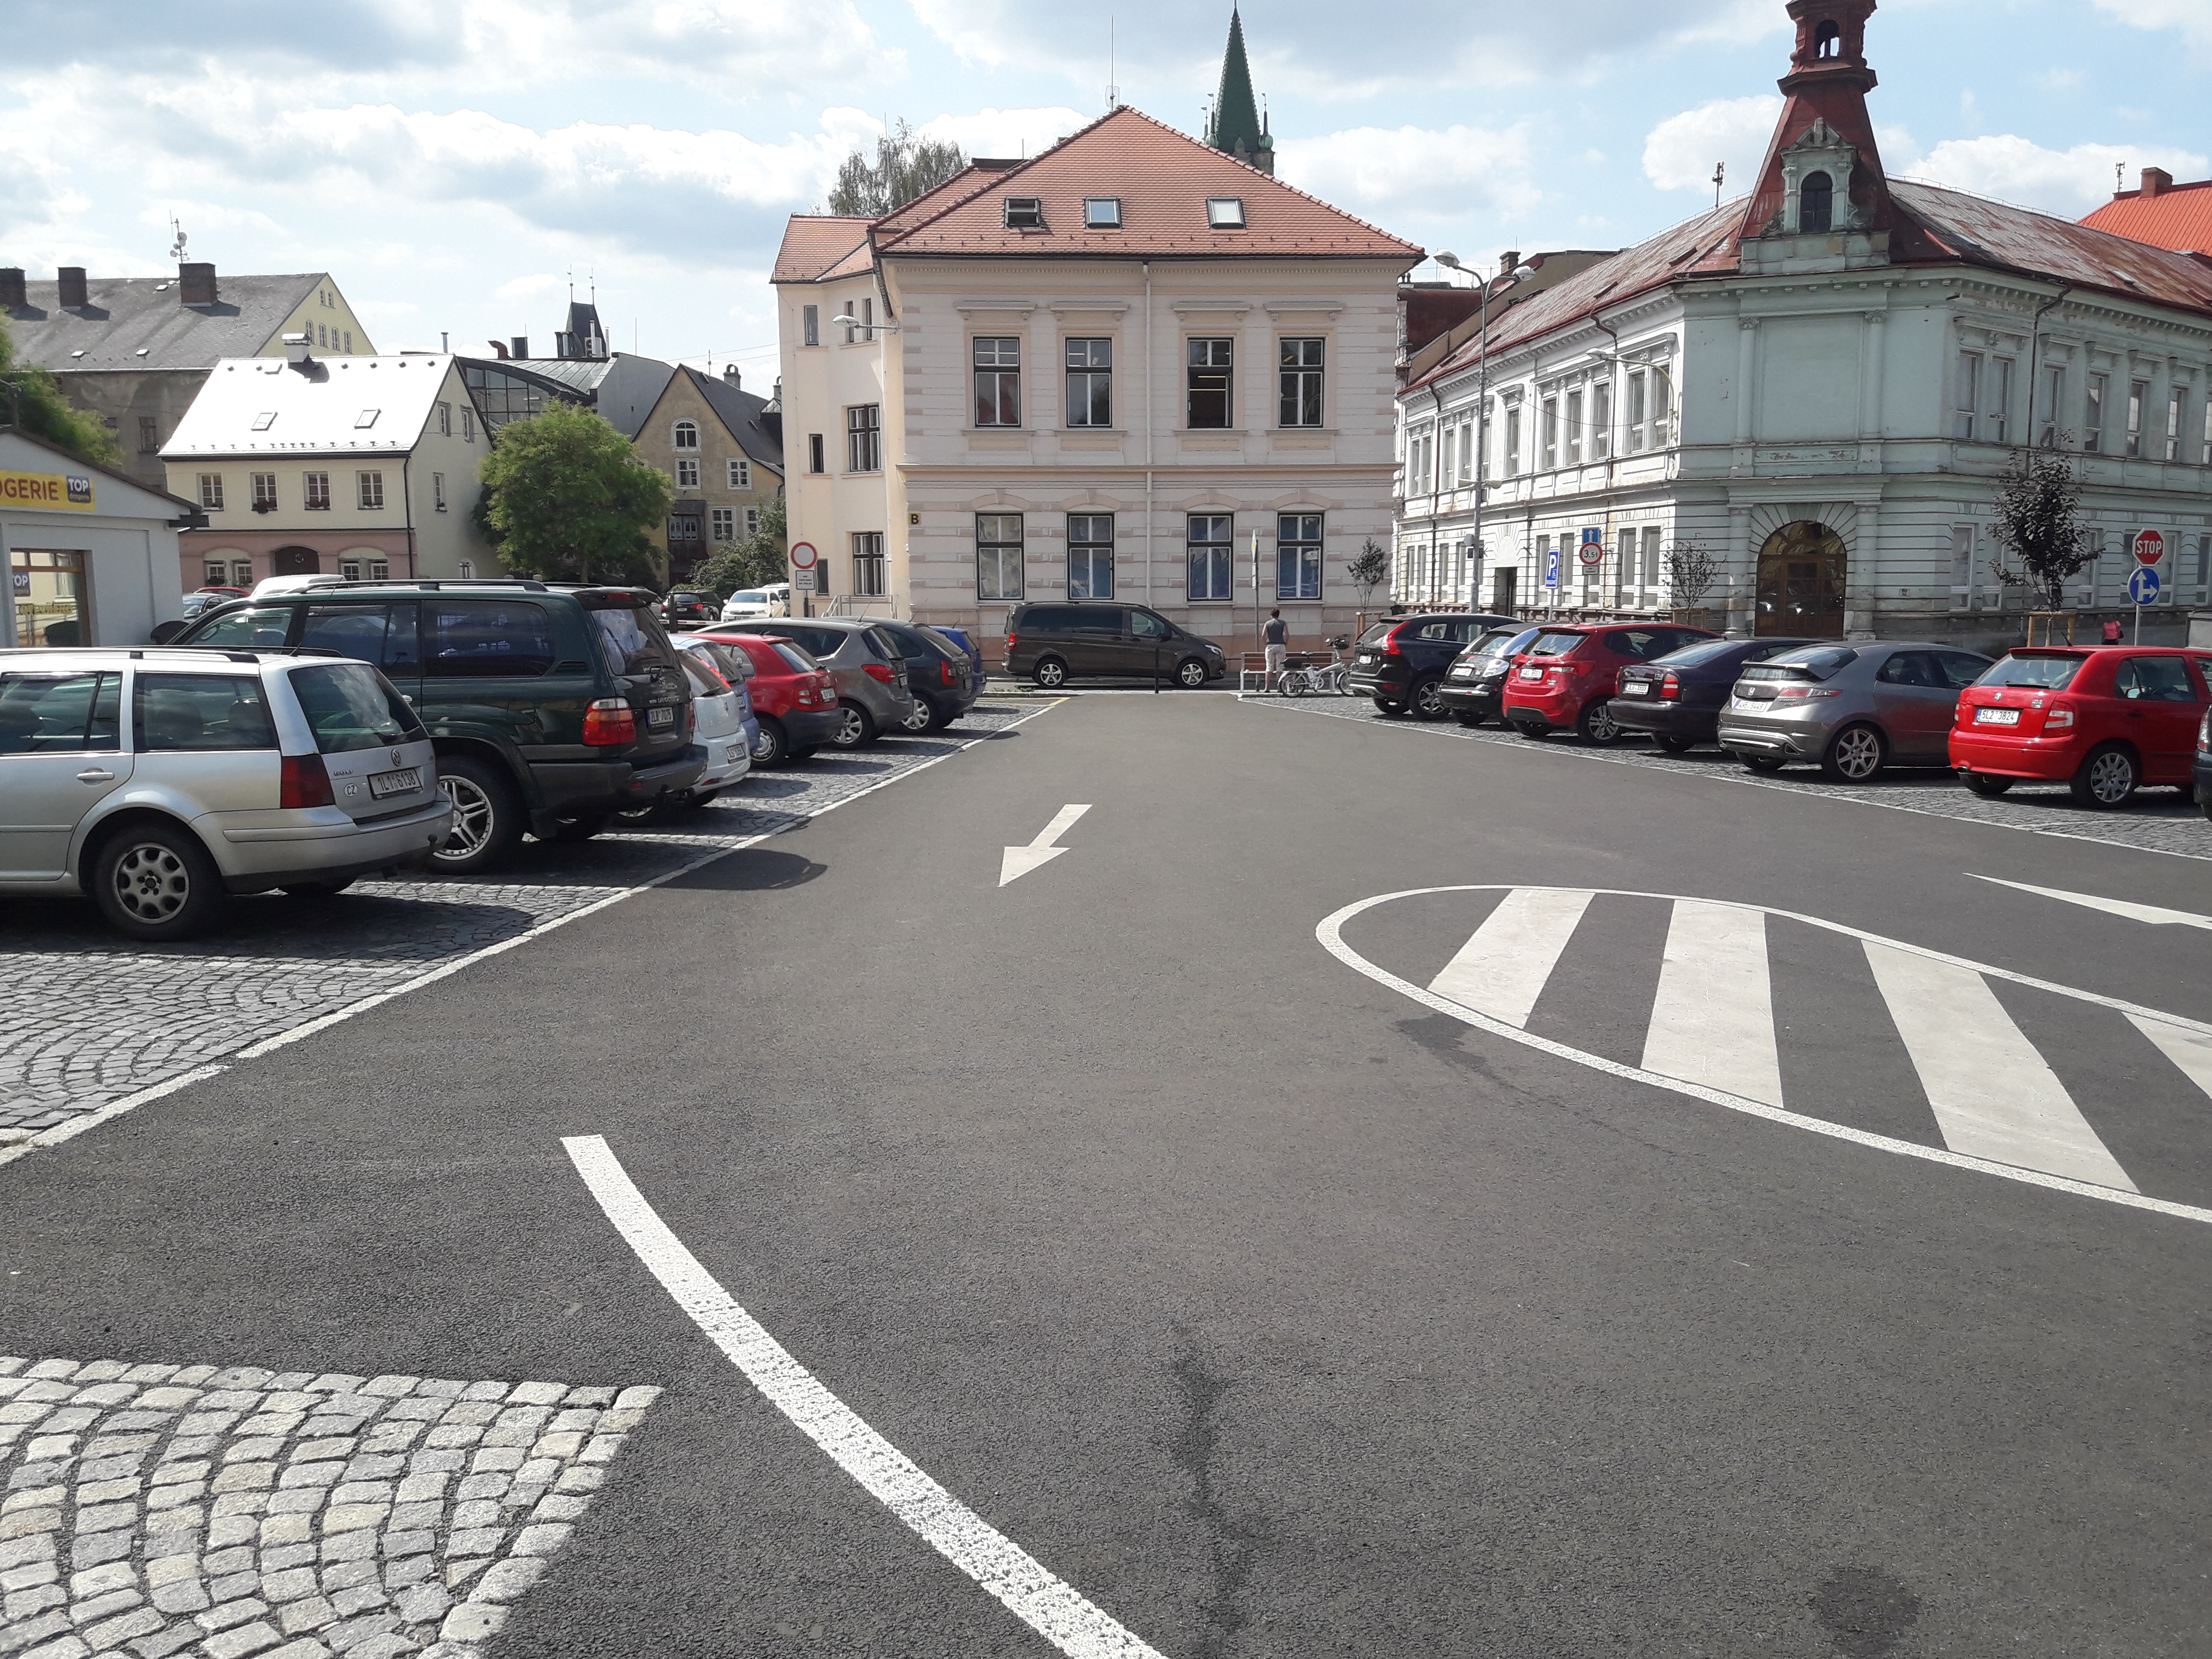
top-left (2127, 564), bottom-right (2161, 605)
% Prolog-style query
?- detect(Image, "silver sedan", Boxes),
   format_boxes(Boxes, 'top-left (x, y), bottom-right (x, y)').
top-left (1716, 641), bottom-right (1993, 782)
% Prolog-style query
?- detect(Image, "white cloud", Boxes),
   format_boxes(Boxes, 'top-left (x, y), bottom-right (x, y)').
top-left (1907, 135), bottom-right (2210, 217)
top-left (2091, 0), bottom-right (2212, 53)
top-left (1276, 123), bottom-right (1541, 227)
top-left (1642, 96), bottom-right (1780, 193)
top-left (916, 107), bottom-right (1093, 160)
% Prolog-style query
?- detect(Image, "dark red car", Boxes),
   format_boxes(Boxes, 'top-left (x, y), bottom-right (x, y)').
top-left (708, 631), bottom-right (843, 765)
top-left (1501, 621), bottom-right (1718, 743)
top-left (1949, 646), bottom-right (2212, 808)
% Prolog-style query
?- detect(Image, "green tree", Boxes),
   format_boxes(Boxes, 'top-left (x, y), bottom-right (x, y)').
top-left (1987, 446), bottom-right (2093, 611)
top-left (693, 493), bottom-right (788, 597)
top-left (1349, 538), bottom-right (1390, 608)
top-left (475, 402), bottom-right (671, 586)
top-left (0, 315), bottom-right (122, 468)
top-left (827, 121), bottom-right (968, 216)
top-left (1665, 540), bottom-right (1723, 610)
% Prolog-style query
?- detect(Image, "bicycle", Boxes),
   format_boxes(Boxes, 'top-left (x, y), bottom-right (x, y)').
top-left (1280, 637), bottom-right (1354, 696)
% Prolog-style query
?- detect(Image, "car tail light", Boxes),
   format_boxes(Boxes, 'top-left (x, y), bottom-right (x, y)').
top-left (1659, 672), bottom-right (1681, 699)
top-left (940, 660), bottom-right (956, 686)
top-left (864, 662), bottom-right (895, 684)
top-left (2045, 702), bottom-right (2075, 731)
top-left (280, 752), bottom-right (335, 809)
top-left (1006, 633), bottom-right (1017, 654)
top-left (582, 697), bottom-right (637, 745)
top-left (2199, 708), bottom-right (2210, 752)
top-left (1773, 686), bottom-right (1841, 700)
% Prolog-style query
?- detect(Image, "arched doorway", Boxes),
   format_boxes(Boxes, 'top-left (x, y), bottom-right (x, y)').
top-left (271, 547), bottom-right (322, 577)
top-left (1754, 521), bottom-right (1847, 637)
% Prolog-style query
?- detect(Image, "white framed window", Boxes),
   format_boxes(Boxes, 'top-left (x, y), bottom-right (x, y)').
top-left (1505, 405), bottom-right (1522, 474)
top-left (304, 472), bottom-right (331, 510)
top-left (974, 338), bottom-right (1021, 427)
top-left (461, 407), bottom-right (475, 442)
top-left (433, 472), bottom-right (447, 511)
top-left (977, 513), bottom-right (1023, 601)
top-left (1068, 513), bottom-right (1114, 599)
top-left (1650, 372), bottom-right (1672, 446)
top-left (710, 507), bottom-right (735, 542)
top-left (1955, 352), bottom-right (1982, 441)
top-left (231, 559), bottom-right (252, 587)
top-left (1949, 524), bottom-right (1976, 610)
top-left (1186, 338), bottom-right (1232, 428)
top-left (341, 558), bottom-right (362, 581)
top-left (203, 561), bottom-right (227, 585)
top-left (1004, 197), bottom-right (1044, 229)
top-left (676, 457), bottom-right (700, 490)
top-left (672, 420), bottom-right (699, 451)
top-left (843, 297), bottom-right (873, 345)
top-left (1187, 513), bottom-right (1233, 600)
top-left (197, 473), bottom-right (225, 511)
top-left (357, 470), bottom-right (384, 510)
top-left (2084, 373), bottom-right (2107, 453)
top-left (853, 532), bottom-right (886, 595)
top-left (727, 457), bottom-right (750, 490)
top-left (1565, 388), bottom-right (1583, 465)
top-left (1987, 357), bottom-right (2012, 445)
top-left (846, 405), bottom-right (881, 472)
top-left (1206, 197), bottom-right (1245, 229)
top-left (369, 559), bottom-right (387, 580)
top-left (1640, 526), bottom-right (1662, 599)
top-left (1277, 513), bottom-right (1322, 600)
top-left (458, 560), bottom-right (475, 579)
top-left (2126, 380), bottom-right (2147, 456)
top-left (437, 402), bottom-right (452, 437)
top-left (1279, 338), bottom-right (1324, 428)
top-left (2037, 365), bottom-right (2064, 447)
top-left (2165, 386), bottom-right (2186, 461)
top-left (808, 434), bottom-right (825, 474)
top-left (1626, 374), bottom-right (1647, 454)
top-left (1591, 383), bottom-right (1612, 460)
top-left (745, 506), bottom-right (760, 537)
top-left (1541, 398), bottom-right (1559, 469)
top-left (802, 304), bottom-right (820, 347)
top-left (1066, 338), bottom-right (1112, 428)
top-left (1083, 198), bottom-right (1121, 229)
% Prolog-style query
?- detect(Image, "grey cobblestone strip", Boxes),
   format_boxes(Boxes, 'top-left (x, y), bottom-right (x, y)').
top-left (0, 1355), bottom-right (655, 1659)
top-left (1250, 693), bottom-right (2212, 861)
top-left (0, 707), bottom-right (1043, 1139)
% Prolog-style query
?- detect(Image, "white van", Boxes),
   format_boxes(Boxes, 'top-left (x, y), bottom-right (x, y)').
top-left (719, 582), bottom-right (791, 622)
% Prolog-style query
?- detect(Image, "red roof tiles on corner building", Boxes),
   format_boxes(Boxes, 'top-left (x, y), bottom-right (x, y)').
top-left (771, 216), bottom-right (871, 285)
top-left (2081, 178), bottom-right (2212, 258)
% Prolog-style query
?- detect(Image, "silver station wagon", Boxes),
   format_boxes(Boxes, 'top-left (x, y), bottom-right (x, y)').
top-left (0, 647), bottom-right (450, 940)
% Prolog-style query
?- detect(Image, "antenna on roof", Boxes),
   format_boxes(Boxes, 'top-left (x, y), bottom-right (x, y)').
top-left (167, 215), bottom-right (188, 263)
top-left (1107, 17), bottom-right (1118, 110)
top-left (2116, 161), bottom-right (2124, 192)
top-left (1712, 160), bottom-right (1725, 210)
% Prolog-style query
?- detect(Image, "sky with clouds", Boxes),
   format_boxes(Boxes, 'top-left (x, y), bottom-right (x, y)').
top-left (4, 0), bottom-right (2208, 384)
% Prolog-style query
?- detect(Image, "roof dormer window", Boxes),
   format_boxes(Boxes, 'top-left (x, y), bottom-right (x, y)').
top-left (1004, 197), bottom-right (1044, 229)
top-left (355, 409), bottom-right (379, 429)
top-left (251, 412), bottom-right (276, 431)
top-left (1206, 197), bottom-right (1246, 229)
top-left (1084, 197), bottom-right (1122, 229)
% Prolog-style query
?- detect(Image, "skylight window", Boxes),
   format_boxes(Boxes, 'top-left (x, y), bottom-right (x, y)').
top-left (1206, 197), bottom-right (1246, 229)
top-left (1084, 197), bottom-right (1122, 229)
top-left (1004, 197), bottom-right (1044, 229)
top-left (355, 409), bottom-right (379, 428)
top-left (251, 412), bottom-right (276, 431)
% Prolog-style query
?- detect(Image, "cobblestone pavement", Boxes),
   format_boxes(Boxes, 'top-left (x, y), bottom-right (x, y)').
top-left (0, 1354), bottom-right (653, 1659)
top-left (1247, 692), bottom-right (2212, 861)
top-left (0, 706), bottom-right (1050, 1141)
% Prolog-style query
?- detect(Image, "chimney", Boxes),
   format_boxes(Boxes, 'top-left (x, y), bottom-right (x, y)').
top-left (723, 364), bottom-right (741, 390)
top-left (283, 332), bottom-right (312, 366)
top-left (0, 269), bottom-right (24, 310)
top-left (486, 339), bottom-right (509, 360)
top-left (179, 261), bottom-right (218, 304)
top-left (1500, 250), bottom-right (1521, 274)
top-left (2142, 167), bottom-right (2172, 199)
top-left (511, 336), bottom-right (529, 359)
top-left (555, 332), bottom-right (573, 359)
top-left (57, 266), bottom-right (88, 310)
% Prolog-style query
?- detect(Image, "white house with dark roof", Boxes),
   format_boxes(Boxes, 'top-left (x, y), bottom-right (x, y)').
top-left (159, 343), bottom-right (495, 592)
top-left (1396, 0), bottom-right (2212, 646)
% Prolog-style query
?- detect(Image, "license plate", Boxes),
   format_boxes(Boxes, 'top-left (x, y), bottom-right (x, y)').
top-left (1357, 652), bottom-right (1376, 664)
top-left (1974, 706), bottom-right (2021, 726)
top-left (724, 743), bottom-right (745, 764)
top-left (648, 706), bottom-right (675, 728)
top-left (367, 766), bottom-right (421, 799)
top-left (1518, 666), bottom-right (1544, 681)
top-left (1623, 681), bottom-right (1650, 696)
top-left (1449, 667), bottom-right (1475, 681)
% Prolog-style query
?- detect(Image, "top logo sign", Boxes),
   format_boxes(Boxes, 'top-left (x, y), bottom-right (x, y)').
top-left (0, 469), bottom-right (98, 512)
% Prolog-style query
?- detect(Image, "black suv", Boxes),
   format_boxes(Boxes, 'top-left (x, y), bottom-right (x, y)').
top-left (872, 620), bottom-right (980, 733)
top-left (1005, 602), bottom-right (1227, 689)
top-left (1349, 611), bottom-right (1518, 719)
top-left (174, 581), bottom-right (702, 872)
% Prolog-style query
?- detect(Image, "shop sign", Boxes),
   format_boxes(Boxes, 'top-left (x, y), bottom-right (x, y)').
top-left (0, 469), bottom-right (96, 512)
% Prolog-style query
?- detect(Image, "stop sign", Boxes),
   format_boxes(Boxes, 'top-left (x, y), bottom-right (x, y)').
top-left (2132, 528), bottom-right (2165, 566)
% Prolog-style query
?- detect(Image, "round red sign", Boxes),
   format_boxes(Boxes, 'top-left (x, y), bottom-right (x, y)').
top-left (2132, 528), bottom-right (2165, 566)
top-left (1577, 541), bottom-right (1605, 566)
top-left (789, 541), bottom-right (818, 570)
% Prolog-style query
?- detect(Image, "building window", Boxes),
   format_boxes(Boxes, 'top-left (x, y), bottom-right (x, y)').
top-left (358, 470), bottom-right (384, 510)
top-left (2202, 398), bottom-right (2212, 464)
top-left (317, 324), bottom-right (327, 348)
top-left (1505, 405), bottom-right (1522, 474)
top-left (1591, 383), bottom-right (1612, 460)
top-left (138, 416), bottom-right (159, 453)
top-left (2166, 386), bottom-right (2185, 461)
top-left (369, 559), bottom-right (387, 579)
top-left (1954, 352), bottom-right (1982, 440)
top-left (1625, 375), bottom-right (1647, 454)
top-left (1187, 513), bottom-right (1233, 600)
top-left (2037, 366), bottom-right (2064, 447)
top-left (1650, 373), bottom-right (1672, 446)
top-left (974, 338), bottom-right (1021, 427)
top-left (1083, 198), bottom-right (1121, 229)
top-left (802, 304), bottom-right (820, 347)
top-left (1279, 338), bottom-right (1324, 428)
top-left (1950, 525), bottom-right (1976, 611)
top-left (745, 507), bottom-right (760, 536)
top-left (204, 561), bottom-right (227, 586)
top-left (1641, 526), bottom-right (1662, 596)
top-left (1565, 388), bottom-right (1584, 464)
top-left (843, 297), bottom-right (872, 345)
top-left (808, 434), bottom-right (825, 474)
top-left (458, 560), bottom-right (474, 579)
top-left (727, 458), bottom-right (751, 490)
top-left (2126, 380), bottom-right (2148, 457)
top-left (977, 513), bottom-right (1024, 601)
top-left (673, 420), bottom-right (699, 451)
top-left (710, 507), bottom-right (734, 541)
top-left (1187, 338), bottom-right (1232, 428)
top-left (433, 472), bottom-right (447, 511)
top-left (197, 473), bottom-right (225, 511)
top-left (1065, 338), bottom-right (1112, 427)
top-left (1799, 170), bottom-right (1834, 234)
top-left (2084, 374), bottom-right (2106, 453)
top-left (1541, 397), bottom-right (1559, 469)
top-left (1987, 357), bottom-right (2012, 445)
top-left (250, 472), bottom-right (276, 511)
top-left (1004, 197), bottom-right (1044, 229)
top-left (1277, 513), bottom-right (1322, 600)
top-left (345, 332), bottom-right (353, 354)
top-left (846, 405), bottom-right (881, 472)
top-left (1206, 197), bottom-right (1245, 229)
top-left (1067, 513), bottom-right (1114, 599)
top-left (676, 457), bottom-right (700, 490)
top-left (232, 559), bottom-right (253, 587)
top-left (438, 402), bottom-right (452, 437)
top-left (461, 407), bottom-right (475, 442)
top-left (853, 532), bottom-right (885, 596)
top-left (341, 558), bottom-right (362, 582)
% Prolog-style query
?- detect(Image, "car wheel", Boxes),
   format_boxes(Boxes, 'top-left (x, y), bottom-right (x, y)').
top-left (1577, 700), bottom-right (1624, 745)
top-left (2069, 743), bottom-right (2139, 809)
top-left (430, 754), bottom-right (523, 876)
top-left (831, 701), bottom-right (877, 748)
top-left (1963, 771), bottom-right (2015, 797)
top-left (280, 879), bottom-right (355, 899)
top-left (901, 697), bottom-right (936, 734)
top-left (1740, 754), bottom-right (1786, 773)
top-left (1175, 657), bottom-right (1208, 689)
top-left (1033, 656), bottom-right (1069, 689)
top-left (1820, 722), bottom-right (1887, 783)
top-left (751, 715), bottom-right (790, 766)
top-left (551, 811), bottom-right (614, 842)
top-left (1410, 676), bottom-right (1447, 721)
top-left (1653, 734), bottom-right (1695, 753)
top-left (91, 821), bottom-right (226, 942)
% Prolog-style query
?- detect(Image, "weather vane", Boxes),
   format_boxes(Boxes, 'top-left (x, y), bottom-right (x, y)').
top-left (168, 215), bottom-right (188, 262)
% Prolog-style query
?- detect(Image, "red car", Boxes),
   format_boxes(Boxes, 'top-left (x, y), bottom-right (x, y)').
top-left (706, 631), bottom-right (843, 765)
top-left (1950, 646), bottom-right (2212, 808)
top-left (1501, 622), bottom-right (1718, 743)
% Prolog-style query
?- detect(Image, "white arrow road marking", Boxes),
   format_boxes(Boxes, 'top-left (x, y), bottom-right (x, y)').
top-left (2129, 1014), bottom-right (2212, 1105)
top-left (563, 1135), bottom-right (1165, 1659)
top-left (1969, 875), bottom-right (2212, 930)
top-left (1000, 803), bottom-right (1092, 887)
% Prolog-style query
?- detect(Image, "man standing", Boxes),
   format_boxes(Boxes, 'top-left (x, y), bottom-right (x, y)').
top-left (1263, 608), bottom-right (1289, 690)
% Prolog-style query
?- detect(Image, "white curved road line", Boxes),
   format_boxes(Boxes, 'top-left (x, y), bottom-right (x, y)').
top-left (1318, 886), bottom-right (2212, 1227)
top-left (562, 1135), bottom-right (1167, 1659)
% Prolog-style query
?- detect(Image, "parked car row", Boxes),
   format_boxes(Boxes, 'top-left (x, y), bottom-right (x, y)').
top-left (1399, 614), bottom-right (2212, 817)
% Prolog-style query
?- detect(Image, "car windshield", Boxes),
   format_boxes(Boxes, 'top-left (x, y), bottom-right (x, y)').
top-left (1527, 631), bottom-right (1587, 657)
top-left (289, 662), bottom-right (421, 753)
top-left (1653, 639), bottom-right (1755, 669)
top-left (730, 592), bottom-right (766, 606)
top-left (1977, 653), bottom-right (2083, 690)
top-left (184, 607), bottom-right (293, 648)
top-left (1747, 646), bottom-right (1858, 681)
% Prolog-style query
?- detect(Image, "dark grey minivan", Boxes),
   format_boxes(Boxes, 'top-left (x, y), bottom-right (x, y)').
top-left (1006, 603), bottom-right (1227, 689)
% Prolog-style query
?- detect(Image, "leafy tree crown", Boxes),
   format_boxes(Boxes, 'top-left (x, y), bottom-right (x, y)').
top-left (0, 315), bottom-right (122, 468)
top-left (475, 402), bottom-right (672, 586)
top-left (828, 121), bottom-right (968, 217)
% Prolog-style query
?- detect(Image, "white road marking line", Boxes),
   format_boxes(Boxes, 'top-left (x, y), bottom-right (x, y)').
top-left (2129, 1013), bottom-right (2212, 1104)
top-left (1863, 941), bottom-right (2137, 1190)
top-left (999, 803), bottom-right (1092, 887)
top-left (561, 1135), bottom-right (1165, 1659)
top-left (0, 713), bottom-right (1052, 1172)
top-left (1968, 873), bottom-right (2212, 930)
top-left (1643, 901), bottom-right (1785, 1107)
top-left (1428, 887), bottom-right (1591, 1028)
top-left (1318, 886), bottom-right (2212, 1227)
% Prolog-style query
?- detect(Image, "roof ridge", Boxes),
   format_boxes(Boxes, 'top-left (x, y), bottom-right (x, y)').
top-left (874, 107), bottom-right (1131, 252)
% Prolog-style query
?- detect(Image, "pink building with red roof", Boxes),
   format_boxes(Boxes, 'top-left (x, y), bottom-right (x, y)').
top-left (1397, 0), bottom-right (2212, 645)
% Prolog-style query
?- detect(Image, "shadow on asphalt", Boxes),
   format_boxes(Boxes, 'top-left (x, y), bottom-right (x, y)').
top-left (0, 891), bottom-right (545, 961)
top-left (666, 848), bottom-right (827, 893)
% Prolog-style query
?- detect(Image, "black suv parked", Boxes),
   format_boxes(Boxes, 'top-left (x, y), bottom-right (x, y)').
top-left (872, 620), bottom-right (980, 732)
top-left (1350, 611), bottom-right (1518, 719)
top-left (174, 581), bottom-right (702, 872)
top-left (1006, 602), bottom-right (1227, 689)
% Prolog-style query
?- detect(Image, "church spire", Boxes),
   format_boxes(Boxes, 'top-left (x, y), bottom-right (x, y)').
top-left (1206, 6), bottom-right (1274, 175)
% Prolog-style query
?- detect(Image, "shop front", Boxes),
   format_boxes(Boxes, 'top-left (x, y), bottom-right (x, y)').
top-left (1, 427), bottom-right (193, 648)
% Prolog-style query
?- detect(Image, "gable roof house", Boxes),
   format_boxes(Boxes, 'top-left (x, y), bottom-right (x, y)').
top-left (632, 364), bottom-right (786, 582)
top-left (774, 55), bottom-right (1420, 652)
top-left (1395, 0), bottom-right (2212, 642)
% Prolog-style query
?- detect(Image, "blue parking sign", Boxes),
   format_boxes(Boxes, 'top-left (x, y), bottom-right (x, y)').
top-left (1543, 545), bottom-right (1561, 588)
top-left (2127, 564), bottom-right (2160, 605)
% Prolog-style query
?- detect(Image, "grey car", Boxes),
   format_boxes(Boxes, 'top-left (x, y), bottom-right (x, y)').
top-left (1717, 640), bottom-right (1993, 782)
top-left (730, 618), bottom-right (919, 748)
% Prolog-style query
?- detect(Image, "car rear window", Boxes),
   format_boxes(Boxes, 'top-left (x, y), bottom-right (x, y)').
top-left (184, 606), bottom-right (293, 648)
top-left (0, 671), bottom-right (121, 754)
top-left (864, 626), bottom-right (905, 660)
top-left (681, 645), bottom-right (733, 694)
top-left (695, 641), bottom-right (754, 681)
top-left (428, 601), bottom-right (557, 677)
top-left (589, 603), bottom-right (680, 678)
top-left (1745, 646), bottom-right (1857, 682)
top-left (134, 673), bottom-right (276, 752)
top-left (1527, 631), bottom-right (1588, 657)
top-left (760, 624), bottom-right (848, 657)
top-left (1977, 653), bottom-right (2083, 690)
top-left (772, 642), bottom-right (819, 674)
top-left (918, 626), bottom-right (968, 661)
top-left (1651, 639), bottom-right (1748, 669)
top-left (289, 662), bottom-right (422, 753)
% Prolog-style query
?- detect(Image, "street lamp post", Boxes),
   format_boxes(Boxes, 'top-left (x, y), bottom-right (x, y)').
top-left (1454, 255), bottom-right (1531, 614)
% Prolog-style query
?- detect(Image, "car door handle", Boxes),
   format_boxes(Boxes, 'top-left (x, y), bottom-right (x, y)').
top-left (77, 768), bottom-right (115, 783)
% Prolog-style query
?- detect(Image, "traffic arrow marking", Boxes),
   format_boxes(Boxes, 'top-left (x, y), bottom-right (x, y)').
top-left (999, 804), bottom-right (1090, 887)
top-left (1969, 875), bottom-right (2212, 930)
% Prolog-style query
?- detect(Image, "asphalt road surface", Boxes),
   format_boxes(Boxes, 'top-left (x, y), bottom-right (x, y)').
top-left (6, 693), bottom-right (2212, 1659)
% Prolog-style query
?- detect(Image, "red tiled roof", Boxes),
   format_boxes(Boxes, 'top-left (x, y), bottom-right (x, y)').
top-left (772, 216), bottom-right (870, 285)
top-left (2079, 180), bottom-right (2212, 257)
top-left (874, 106), bottom-right (1420, 262)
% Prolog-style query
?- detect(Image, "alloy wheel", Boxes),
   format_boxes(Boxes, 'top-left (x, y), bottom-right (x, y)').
top-left (2087, 750), bottom-right (2136, 804)
top-left (834, 707), bottom-right (868, 746)
top-left (1832, 726), bottom-right (1884, 781)
top-left (438, 774), bottom-right (496, 860)
top-left (902, 699), bottom-right (933, 733)
top-left (110, 843), bottom-right (191, 923)
top-left (1177, 659), bottom-right (1206, 688)
top-left (1584, 703), bottom-right (1620, 744)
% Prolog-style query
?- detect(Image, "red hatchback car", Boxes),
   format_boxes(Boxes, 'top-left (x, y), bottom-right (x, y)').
top-left (1501, 622), bottom-right (1719, 743)
top-left (708, 631), bottom-right (844, 765)
top-left (1949, 646), bottom-right (2212, 808)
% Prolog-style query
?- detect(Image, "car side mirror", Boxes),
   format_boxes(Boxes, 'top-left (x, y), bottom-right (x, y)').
top-left (150, 619), bottom-right (186, 644)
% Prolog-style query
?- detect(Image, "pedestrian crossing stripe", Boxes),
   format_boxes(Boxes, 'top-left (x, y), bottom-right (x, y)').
top-left (1319, 885), bottom-right (2212, 1227)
